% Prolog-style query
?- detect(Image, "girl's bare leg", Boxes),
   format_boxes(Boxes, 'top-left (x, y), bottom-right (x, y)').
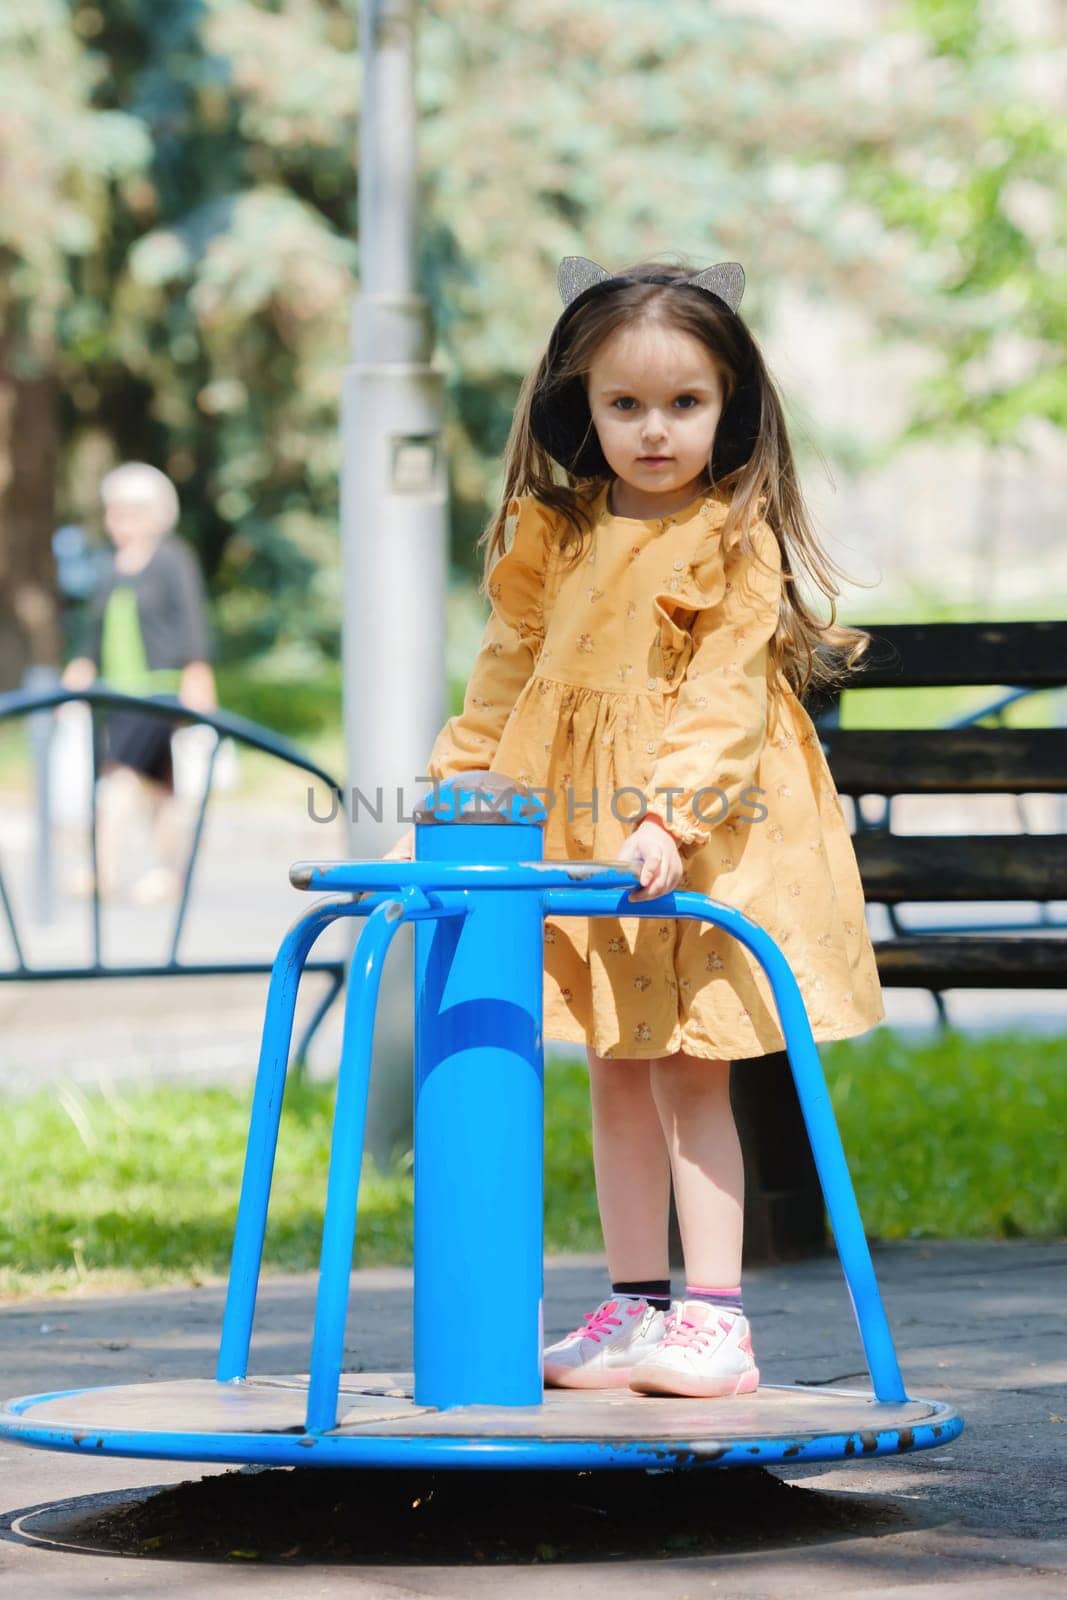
top-left (94, 764), bottom-right (149, 894)
top-left (585, 1046), bottom-right (672, 1282)
top-left (649, 1051), bottom-right (744, 1286)
top-left (144, 779), bottom-right (187, 874)
top-left (129, 774), bottom-right (186, 903)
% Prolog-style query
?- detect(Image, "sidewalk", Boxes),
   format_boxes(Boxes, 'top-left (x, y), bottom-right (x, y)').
top-left (1, 1239), bottom-right (1064, 1595)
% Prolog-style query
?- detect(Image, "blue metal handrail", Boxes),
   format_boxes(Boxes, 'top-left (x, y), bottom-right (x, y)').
top-left (0, 685), bottom-right (348, 1064)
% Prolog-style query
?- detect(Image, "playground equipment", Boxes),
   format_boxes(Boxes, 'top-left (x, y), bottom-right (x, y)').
top-left (0, 685), bottom-right (347, 1064)
top-left (0, 774), bottom-right (962, 1471)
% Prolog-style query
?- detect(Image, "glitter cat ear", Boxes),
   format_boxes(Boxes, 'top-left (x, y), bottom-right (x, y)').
top-left (557, 256), bottom-right (613, 307)
top-left (685, 262), bottom-right (745, 313)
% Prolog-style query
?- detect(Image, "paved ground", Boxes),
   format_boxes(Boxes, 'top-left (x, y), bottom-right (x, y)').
top-left (1, 1239), bottom-right (1064, 1595)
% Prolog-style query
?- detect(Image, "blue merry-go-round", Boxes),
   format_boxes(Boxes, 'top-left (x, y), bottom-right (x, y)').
top-left (0, 774), bottom-right (962, 1472)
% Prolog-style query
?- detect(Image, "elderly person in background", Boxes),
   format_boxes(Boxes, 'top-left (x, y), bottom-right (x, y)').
top-left (61, 462), bottom-right (217, 905)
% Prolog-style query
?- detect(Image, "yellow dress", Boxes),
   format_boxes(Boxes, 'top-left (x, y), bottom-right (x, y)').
top-left (424, 482), bottom-right (886, 1062)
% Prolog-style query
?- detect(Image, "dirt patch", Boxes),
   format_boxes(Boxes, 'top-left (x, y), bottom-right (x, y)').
top-left (65, 1463), bottom-right (905, 1564)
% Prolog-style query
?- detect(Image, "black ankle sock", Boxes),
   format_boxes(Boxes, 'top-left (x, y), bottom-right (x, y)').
top-left (611, 1278), bottom-right (671, 1313)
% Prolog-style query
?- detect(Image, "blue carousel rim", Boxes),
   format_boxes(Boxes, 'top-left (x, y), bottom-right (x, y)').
top-left (0, 1387), bottom-right (963, 1472)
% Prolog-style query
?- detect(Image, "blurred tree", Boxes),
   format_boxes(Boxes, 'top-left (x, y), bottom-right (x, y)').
top-left (1, 0), bottom-right (1061, 690)
top-left (416, 0), bottom-right (1063, 531)
top-left (105, 0), bottom-right (361, 666)
top-left (0, 1), bottom-right (150, 685)
top-left (844, 0), bottom-right (1065, 450)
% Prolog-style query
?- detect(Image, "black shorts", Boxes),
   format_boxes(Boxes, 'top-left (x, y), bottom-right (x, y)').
top-left (97, 709), bottom-right (175, 789)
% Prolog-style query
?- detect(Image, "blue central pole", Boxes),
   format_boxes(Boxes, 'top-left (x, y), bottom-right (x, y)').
top-left (411, 778), bottom-right (546, 1409)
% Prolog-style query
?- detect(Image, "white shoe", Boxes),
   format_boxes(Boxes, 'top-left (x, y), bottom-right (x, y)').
top-left (543, 1297), bottom-right (668, 1389)
top-left (629, 1300), bottom-right (760, 1398)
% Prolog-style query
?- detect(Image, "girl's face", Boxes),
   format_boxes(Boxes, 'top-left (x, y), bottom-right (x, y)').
top-left (586, 322), bottom-right (725, 509)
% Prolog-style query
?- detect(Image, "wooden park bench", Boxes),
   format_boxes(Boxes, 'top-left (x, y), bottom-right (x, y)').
top-left (729, 618), bottom-right (1067, 1263)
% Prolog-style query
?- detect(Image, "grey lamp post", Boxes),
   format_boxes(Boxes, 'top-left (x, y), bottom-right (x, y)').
top-left (339, 0), bottom-right (447, 1162)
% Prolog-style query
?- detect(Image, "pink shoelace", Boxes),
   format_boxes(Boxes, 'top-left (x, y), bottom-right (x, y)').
top-left (567, 1299), bottom-right (644, 1343)
top-left (661, 1311), bottom-right (736, 1350)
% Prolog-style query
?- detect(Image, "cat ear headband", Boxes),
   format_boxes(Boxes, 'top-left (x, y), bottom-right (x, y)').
top-left (529, 255), bottom-right (762, 481)
top-left (558, 256), bottom-right (746, 315)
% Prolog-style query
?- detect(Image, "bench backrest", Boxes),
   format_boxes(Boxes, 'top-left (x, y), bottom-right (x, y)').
top-left (804, 621), bottom-right (1067, 906)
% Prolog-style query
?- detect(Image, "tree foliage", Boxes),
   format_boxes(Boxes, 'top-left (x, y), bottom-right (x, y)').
top-left (846, 0), bottom-right (1066, 446)
top-left (0, 0), bottom-right (1061, 682)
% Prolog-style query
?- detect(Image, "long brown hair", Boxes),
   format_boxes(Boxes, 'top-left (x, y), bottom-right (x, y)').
top-left (475, 257), bottom-right (876, 701)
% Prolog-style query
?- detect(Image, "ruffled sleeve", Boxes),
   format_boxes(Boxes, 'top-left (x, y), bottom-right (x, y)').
top-left (486, 494), bottom-right (555, 645)
top-left (423, 495), bottom-right (555, 785)
top-left (641, 517), bottom-right (783, 854)
top-left (649, 518), bottom-right (729, 686)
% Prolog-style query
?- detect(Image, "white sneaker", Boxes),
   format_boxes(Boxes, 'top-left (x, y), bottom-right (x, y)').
top-left (543, 1297), bottom-right (668, 1389)
top-left (629, 1300), bottom-right (760, 1398)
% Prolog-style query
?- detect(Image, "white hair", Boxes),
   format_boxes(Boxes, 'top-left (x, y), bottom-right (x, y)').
top-left (99, 462), bottom-right (180, 535)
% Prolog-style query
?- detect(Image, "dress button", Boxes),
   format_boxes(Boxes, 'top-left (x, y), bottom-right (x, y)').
top-left (672, 558), bottom-right (684, 571)
top-left (645, 741), bottom-right (656, 753)
top-left (646, 676), bottom-right (658, 689)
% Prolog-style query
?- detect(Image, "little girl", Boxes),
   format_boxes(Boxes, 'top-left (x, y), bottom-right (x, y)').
top-left (391, 255), bottom-right (885, 1399)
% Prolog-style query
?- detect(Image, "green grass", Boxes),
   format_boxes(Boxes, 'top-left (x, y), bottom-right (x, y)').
top-left (0, 1077), bottom-right (411, 1301)
top-left (1, 1028), bottom-right (1064, 1301)
top-left (213, 661), bottom-right (342, 739)
top-left (821, 1027), bottom-right (1067, 1239)
top-left (839, 682), bottom-right (1064, 731)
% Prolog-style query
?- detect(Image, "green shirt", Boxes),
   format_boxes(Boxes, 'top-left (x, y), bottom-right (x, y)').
top-left (100, 585), bottom-right (182, 695)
